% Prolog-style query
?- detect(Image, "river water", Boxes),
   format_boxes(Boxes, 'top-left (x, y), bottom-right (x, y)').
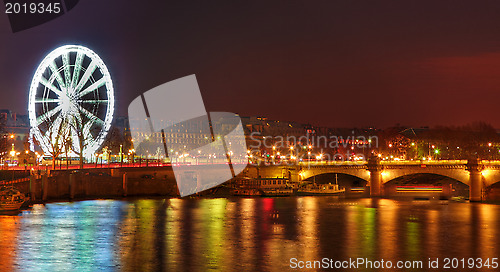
top-left (0, 197), bottom-right (499, 271)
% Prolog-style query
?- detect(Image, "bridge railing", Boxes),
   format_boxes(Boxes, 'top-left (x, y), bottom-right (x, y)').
top-left (380, 160), bottom-right (467, 165)
top-left (481, 160), bottom-right (500, 166)
top-left (298, 161), bottom-right (367, 166)
top-left (296, 159), bottom-right (469, 166)
top-left (265, 159), bottom-right (500, 167)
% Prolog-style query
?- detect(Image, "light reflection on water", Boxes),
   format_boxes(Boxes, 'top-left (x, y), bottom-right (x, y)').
top-left (0, 198), bottom-right (499, 271)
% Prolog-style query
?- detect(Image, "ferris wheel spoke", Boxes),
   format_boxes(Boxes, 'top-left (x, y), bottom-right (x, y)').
top-left (71, 52), bottom-right (84, 90)
top-left (75, 60), bottom-right (97, 92)
top-left (79, 100), bottom-right (108, 104)
top-left (74, 110), bottom-right (83, 125)
top-left (49, 61), bottom-right (66, 89)
top-left (42, 113), bottom-right (63, 142)
top-left (78, 77), bottom-right (106, 98)
top-left (40, 77), bottom-right (63, 97)
top-left (83, 121), bottom-right (95, 144)
top-left (78, 105), bottom-right (104, 125)
top-left (36, 105), bottom-right (62, 125)
top-left (62, 53), bottom-right (72, 87)
top-left (35, 98), bottom-right (61, 103)
top-left (51, 114), bottom-right (64, 131)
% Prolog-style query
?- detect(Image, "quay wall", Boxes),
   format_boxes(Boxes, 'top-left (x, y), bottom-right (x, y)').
top-left (6, 167), bottom-right (180, 203)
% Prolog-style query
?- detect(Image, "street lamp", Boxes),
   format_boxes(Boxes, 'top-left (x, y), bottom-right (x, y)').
top-left (9, 143), bottom-right (15, 156)
top-left (35, 152), bottom-right (40, 166)
top-left (128, 149), bottom-right (135, 166)
top-left (9, 143), bottom-right (17, 168)
top-left (120, 144), bottom-right (123, 167)
top-left (272, 146), bottom-right (276, 164)
top-left (410, 142), bottom-right (417, 160)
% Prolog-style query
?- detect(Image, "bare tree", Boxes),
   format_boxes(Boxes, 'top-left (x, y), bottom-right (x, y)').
top-left (104, 127), bottom-right (123, 153)
top-left (62, 132), bottom-right (73, 169)
top-left (38, 117), bottom-right (70, 170)
top-left (68, 110), bottom-right (93, 169)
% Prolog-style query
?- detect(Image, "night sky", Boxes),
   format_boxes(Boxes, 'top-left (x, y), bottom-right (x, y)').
top-left (2, 0), bottom-right (500, 128)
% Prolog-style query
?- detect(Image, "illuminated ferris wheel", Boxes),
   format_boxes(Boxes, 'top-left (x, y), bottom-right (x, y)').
top-left (28, 45), bottom-right (114, 158)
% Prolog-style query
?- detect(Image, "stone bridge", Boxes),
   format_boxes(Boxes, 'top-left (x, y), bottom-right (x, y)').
top-left (255, 158), bottom-right (500, 201)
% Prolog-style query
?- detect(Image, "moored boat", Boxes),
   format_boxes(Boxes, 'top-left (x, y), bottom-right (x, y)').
top-left (297, 183), bottom-right (345, 196)
top-left (232, 177), bottom-right (296, 197)
top-left (259, 177), bottom-right (295, 196)
top-left (0, 187), bottom-right (27, 212)
top-left (232, 188), bottom-right (263, 196)
top-left (261, 187), bottom-right (294, 197)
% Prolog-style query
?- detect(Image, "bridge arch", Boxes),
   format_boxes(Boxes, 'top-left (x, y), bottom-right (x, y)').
top-left (299, 166), bottom-right (370, 183)
top-left (302, 172), bottom-right (368, 188)
top-left (381, 165), bottom-right (470, 186)
top-left (383, 173), bottom-right (467, 186)
top-left (481, 167), bottom-right (500, 187)
top-left (383, 173), bottom-right (470, 197)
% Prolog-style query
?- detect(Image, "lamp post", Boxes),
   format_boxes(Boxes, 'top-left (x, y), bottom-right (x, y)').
top-left (9, 143), bottom-right (16, 169)
top-left (128, 149), bottom-right (135, 166)
top-left (120, 144), bottom-right (123, 167)
top-left (23, 150), bottom-right (29, 171)
top-left (35, 152), bottom-right (40, 170)
top-left (411, 142), bottom-right (417, 160)
top-left (272, 145), bottom-right (276, 164)
top-left (308, 145), bottom-right (312, 161)
top-left (488, 142), bottom-right (492, 160)
top-left (131, 149), bottom-right (135, 166)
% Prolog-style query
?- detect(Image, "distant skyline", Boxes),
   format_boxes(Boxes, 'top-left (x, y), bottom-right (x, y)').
top-left (2, 1), bottom-right (500, 128)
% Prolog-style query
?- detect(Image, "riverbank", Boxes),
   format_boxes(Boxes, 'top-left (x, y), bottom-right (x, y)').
top-left (3, 167), bottom-right (179, 204)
